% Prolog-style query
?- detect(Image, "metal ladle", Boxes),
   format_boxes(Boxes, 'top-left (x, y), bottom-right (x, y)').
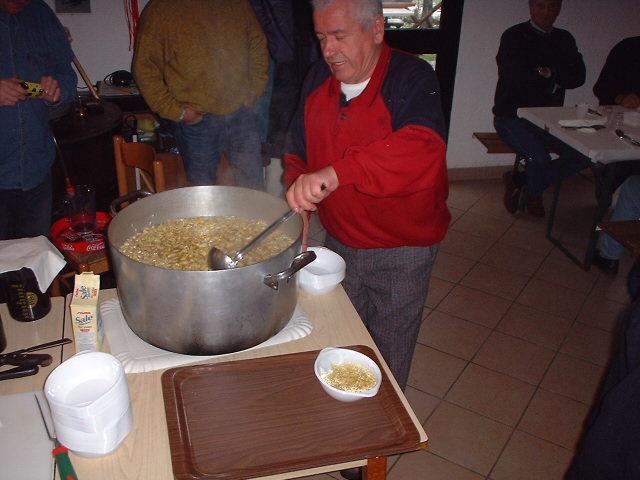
top-left (208, 209), bottom-right (298, 270)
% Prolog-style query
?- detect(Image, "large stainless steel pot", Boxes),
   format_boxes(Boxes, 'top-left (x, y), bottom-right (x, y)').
top-left (107, 186), bottom-right (315, 355)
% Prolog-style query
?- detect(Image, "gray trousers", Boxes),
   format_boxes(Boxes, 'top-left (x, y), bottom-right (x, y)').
top-left (325, 235), bottom-right (439, 390)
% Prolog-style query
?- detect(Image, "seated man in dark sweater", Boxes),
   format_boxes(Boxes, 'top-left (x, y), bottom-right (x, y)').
top-left (493, 0), bottom-right (589, 217)
top-left (593, 35), bottom-right (640, 109)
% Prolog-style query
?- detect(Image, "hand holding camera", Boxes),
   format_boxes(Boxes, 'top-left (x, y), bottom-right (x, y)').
top-left (0, 76), bottom-right (61, 105)
top-left (0, 78), bottom-right (28, 106)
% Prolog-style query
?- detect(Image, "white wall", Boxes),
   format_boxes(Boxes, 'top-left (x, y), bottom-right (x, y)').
top-left (448, 0), bottom-right (640, 170)
top-left (45, 0), bottom-right (151, 86)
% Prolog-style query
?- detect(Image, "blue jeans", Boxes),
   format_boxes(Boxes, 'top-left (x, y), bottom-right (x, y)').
top-left (494, 116), bottom-right (590, 198)
top-left (599, 175), bottom-right (640, 260)
top-left (174, 106), bottom-right (264, 190)
top-left (0, 173), bottom-right (52, 240)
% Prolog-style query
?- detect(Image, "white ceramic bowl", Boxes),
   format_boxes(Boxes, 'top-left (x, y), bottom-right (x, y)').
top-left (298, 247), bottom-right (346, 295)
top-left (314, 347), bottom-right (382, 402)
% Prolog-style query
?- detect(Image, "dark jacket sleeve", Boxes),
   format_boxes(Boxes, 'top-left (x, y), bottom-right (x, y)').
top-left (593, 39), bottom-right (629, 105)
top-left (283, 60), bottom-right (331, 185)
top-left (248, 0), bottom-right (295, 63)
top-left (552, 31), bottom-right (585, 90)
top-left (44, 5), bottom-right (77, 105)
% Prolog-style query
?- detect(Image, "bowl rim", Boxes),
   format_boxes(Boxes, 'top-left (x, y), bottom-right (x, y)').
top-left (306, 246), bottom-right (346, 271)
top-left (45, 352), bottom-right (124, 407)
top-left (298, 247), bottom-right (346, 294)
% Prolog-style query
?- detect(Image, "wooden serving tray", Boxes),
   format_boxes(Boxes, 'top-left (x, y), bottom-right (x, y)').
top-left (161, 345), bottom-right (420, 479)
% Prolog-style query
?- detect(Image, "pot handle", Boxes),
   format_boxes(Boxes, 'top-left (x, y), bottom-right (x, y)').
top-left (109, 190), bottom-right (153, 216)
top-left (263, 251), bottom-right (316, 291)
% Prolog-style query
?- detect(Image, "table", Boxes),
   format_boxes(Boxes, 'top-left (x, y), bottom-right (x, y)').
top-left (0, 288), bottom-right (427, 480)
top-left (0, 297), bottom-right (71, 395)
top-left (517, 105), bottom-right (640, 269)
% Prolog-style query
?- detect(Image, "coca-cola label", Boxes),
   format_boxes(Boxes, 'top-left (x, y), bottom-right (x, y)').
top-left (86, 241), bottom-right (105, 251)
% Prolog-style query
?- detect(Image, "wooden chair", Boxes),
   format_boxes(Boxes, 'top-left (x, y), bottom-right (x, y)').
top-left (113, 134), bottom-right (187, 196)
top-left (52, 136), bottom-right (188, 297)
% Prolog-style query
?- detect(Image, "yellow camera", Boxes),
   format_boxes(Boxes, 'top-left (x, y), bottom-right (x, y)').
top-left (19, 81), bottom-right (45, 98)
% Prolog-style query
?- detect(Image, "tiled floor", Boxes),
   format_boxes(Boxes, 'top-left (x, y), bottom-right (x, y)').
top-left (302, 173), bottom-right (632, 480)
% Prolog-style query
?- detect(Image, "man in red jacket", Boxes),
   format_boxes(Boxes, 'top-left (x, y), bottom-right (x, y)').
top-left (285, 0), bottom-right (449, 395)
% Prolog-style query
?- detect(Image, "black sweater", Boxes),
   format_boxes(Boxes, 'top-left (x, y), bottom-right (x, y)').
top-left (593, 36), bottom-right (640, 105)
top-left (493, 21), bottom-right (585, 117)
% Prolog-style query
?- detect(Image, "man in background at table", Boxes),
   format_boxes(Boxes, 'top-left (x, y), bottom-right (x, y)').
top-left (593, 36), bottom-right (640, 109)
top-left (0, 0), bottom-right (76, 240)
top-left (493, 0), bottom-right (588, 217)
top-left (284, 0), bottom-right (449, 395)
top-left (133, 0), bottom-right (269, 190)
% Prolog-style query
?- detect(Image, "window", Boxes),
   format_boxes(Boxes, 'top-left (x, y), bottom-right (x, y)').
top-left (383, 1), bottom-right (442, 30)
top-left (384, 1), bottom-right (464, 133)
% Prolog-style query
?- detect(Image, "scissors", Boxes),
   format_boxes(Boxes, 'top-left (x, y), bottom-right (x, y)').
top-left (0, 338), bottom-right (72, 381)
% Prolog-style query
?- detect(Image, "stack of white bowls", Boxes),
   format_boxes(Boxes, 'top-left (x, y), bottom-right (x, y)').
top-left (44, 352), bottom-right (133, 457)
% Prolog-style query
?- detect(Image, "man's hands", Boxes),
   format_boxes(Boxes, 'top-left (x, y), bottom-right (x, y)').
top-left (181, 106), bottom-right (204, 125)
top-left (615, 93), bottom-right (640, 109)
top-left (39, 76), bottom-right (61, 103)
top-left (286, 166), bottom-right (338, 212)
top-left (0, 76), bottom-right (61, 106)
top-left (0, 78), bottom-right (27, 106)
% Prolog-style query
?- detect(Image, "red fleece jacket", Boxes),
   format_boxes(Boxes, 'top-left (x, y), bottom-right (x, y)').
top-left (285, 44), bottom-right (450, 249)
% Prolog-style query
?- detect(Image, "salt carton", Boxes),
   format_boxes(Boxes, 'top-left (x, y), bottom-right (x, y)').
top-left (70, 272), bottom-right (103, 352)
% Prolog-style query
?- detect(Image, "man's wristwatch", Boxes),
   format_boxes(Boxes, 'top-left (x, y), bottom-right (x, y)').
top-left (179, 109), bottom-right (186, 122)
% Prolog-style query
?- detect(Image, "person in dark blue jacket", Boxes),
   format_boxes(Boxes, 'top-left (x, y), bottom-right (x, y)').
top-left (493, 0), bottom-right (588, 218)
top-left (566, 294), bottom-right (640, 479)
top-left (0, 0), bottom-right (77, 240)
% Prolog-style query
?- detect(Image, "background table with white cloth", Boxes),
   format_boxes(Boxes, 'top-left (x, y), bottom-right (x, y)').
top-left (517, 105), bottom-right (640, 269)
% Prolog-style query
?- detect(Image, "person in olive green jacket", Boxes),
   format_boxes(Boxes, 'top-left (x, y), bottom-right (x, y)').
top-left (133, 0), bottom-right (269, 189)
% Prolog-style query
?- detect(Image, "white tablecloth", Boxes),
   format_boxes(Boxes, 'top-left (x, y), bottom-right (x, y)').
top-left (518, 106), bottom-right (640, 163)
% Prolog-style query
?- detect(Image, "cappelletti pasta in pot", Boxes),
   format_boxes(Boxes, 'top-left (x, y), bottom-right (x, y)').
top-left (119, 216), bottom-right (294, 270)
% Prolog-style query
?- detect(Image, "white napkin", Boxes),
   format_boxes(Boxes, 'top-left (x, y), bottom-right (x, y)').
top-left (0, 236), bottom-right (66, 291)
top-left (99, 298), bottom-right (314, 373)
top-left (558, 118), bottom-right (607, 128)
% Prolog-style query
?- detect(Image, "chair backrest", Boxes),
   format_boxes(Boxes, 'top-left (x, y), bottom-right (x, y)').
top-left (113, 135), bottom-right (186, 196)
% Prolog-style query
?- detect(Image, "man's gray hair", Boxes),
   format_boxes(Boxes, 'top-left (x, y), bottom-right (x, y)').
top-left (311, 0), bottom-right (383, 29)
